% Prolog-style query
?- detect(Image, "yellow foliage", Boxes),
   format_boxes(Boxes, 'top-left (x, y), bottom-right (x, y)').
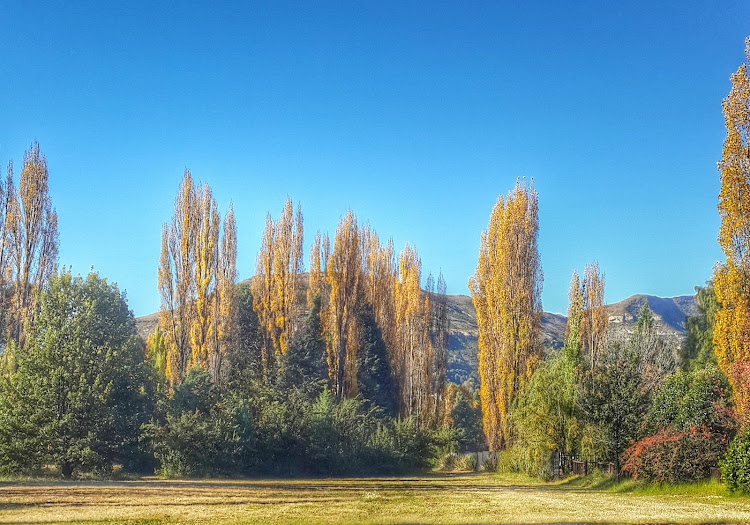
top-left (158, 171), bottom-right (236, 386)
top-left (469, 180), bottom-right (543, 451)
top-left (714, 37), bottom-right (750, 424)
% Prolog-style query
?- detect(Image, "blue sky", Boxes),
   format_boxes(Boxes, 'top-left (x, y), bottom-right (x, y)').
top-left (1, 1), bottom-right (748, 316)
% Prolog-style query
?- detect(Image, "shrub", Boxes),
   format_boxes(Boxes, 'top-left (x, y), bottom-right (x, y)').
top-left (429, 426), bottom-right (459, 465)
top-left (720, 432), bottom-right (750, 493)
top-left (142, 411), bottom-right (237, 478)
top-left (440, 452), bottom-right (458, 471)
top-left (482, 453), bottom-right (498, 472)
top-left (457, 453), bottom-right (478, 472)
top-left (622, 425), bottom-right (727, 483)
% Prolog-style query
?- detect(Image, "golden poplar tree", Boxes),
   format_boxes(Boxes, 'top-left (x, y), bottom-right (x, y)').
top-left (252, 214), bottom-right (276, 380)
top-left (326, 210), bottom-right (361, 400)
top-left (252, 198), bottom-right (304, 380)
top-left (394, 243), bottom-right (435, 423)
top-left (158, 170), bottom-right (236, 385)
top-left (5, 143), bottom-right (59, 348)
top-left (430, 271), bottom-right (450, 424)
top-left (469, 180), bottom-right (543, 451)
top-left (159, 171), bottom-right (198, 383)
top-left (308, 231), bottom-right (323, 307)
top-left (714, 37), bottom-right (750, 423)
top-left (214, 203), bottom-right (237, 384)
top-left (191, 183), bottom-right (220, 370)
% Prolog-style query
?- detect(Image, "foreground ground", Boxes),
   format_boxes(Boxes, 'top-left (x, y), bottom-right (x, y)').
top-left (1, 473), bottom-right (749, 524)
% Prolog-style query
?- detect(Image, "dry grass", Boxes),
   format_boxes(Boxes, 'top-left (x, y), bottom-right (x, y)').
top-left (1, 473), bottom-right (749, 524)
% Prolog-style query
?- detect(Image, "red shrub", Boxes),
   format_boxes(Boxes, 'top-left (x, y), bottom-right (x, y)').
top-left (621, 425), bottom-right (728, 483)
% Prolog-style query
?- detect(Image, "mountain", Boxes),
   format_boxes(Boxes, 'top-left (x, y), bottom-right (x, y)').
top-left (444, 293), bottom-right (698, 385)
top-left (135, 291), bottom-right (698, 386)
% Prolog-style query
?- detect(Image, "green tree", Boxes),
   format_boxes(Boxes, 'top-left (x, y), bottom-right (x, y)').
top-left (681, 284), bottom-right (720, 370)
top-left (583, 340), bottom-right (646, 476)
top-left (277, 295), bottom-right (328, 401)
top-left (631, 301), bottom-right (675, 396)
top-left (356, 303), bottom-right (398, 417)
top-left (225, 282), bottom-right (262, 386)
top-left (0, 271), bottom-right (151, 477)
top-left (513, 349), bottom-right (581, 474)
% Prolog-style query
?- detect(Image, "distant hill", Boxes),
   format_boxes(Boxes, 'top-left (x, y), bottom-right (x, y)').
top-left (443, 293), bottom-right (698, 384)
top-left (136, 290), bottom-right (698, 386)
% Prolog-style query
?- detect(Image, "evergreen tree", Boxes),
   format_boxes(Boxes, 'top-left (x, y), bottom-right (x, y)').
top-left (356, 304), bottom-right (398, 417)
top-left (0, 271), bottom-right (151, 477)
top-left (277, 295), bottom-right (328, 400)
top-left (681, 284), bottom-right (719, 370)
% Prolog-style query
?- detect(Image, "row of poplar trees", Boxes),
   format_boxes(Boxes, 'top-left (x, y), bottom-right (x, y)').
top-left (156, 171), bottom-right (449, 427)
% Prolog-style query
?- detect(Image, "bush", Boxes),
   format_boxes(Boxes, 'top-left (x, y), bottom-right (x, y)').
top-left (457, 453), bottom-right (478, 472)
top-left (496, 444), bottom-right (552, 480)
top-left (482, 453), bottom-right (498, 472)
top-left (440, 452), bottom-right (458, 471)
top-left (142, 411), bottom-right (238, 478)
top-left (622, 425), bottom-right (726, 483)
top-left (720, 432), bottom-right (750, 493)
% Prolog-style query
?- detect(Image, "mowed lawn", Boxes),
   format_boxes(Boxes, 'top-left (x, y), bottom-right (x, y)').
top-left (2, 473), bottom-right (750, 525)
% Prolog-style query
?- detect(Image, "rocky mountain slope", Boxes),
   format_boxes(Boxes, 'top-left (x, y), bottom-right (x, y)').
top-left (136, 292), bottom-right (698, 386)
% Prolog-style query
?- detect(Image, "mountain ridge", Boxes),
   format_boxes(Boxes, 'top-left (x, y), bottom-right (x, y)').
top-left (135, 291), bottom-right (698, 385)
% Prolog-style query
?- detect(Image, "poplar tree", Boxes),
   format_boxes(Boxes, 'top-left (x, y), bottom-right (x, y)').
top-left (251, 198), bottom-right (304, 380)
top-left (564, 270), bottom-right (584, 362)
top-left (469, 180), bottom-right (543, 451)
top-left (158, 171), bottom-right (236, 385)
top-left (4, 143), bottom-right (59, 349)
top-left (714, 37), bottom-right (750, 423)
top-left (252, 214), bottom-right (276, 380)
top-left (326, 210), bottom-right (361, 400)
top-left (581, 262), bottom-right (607, 372)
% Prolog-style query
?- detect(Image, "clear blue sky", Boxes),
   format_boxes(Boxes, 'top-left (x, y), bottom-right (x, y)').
top-left (1, 1), bottom-right (747, 316)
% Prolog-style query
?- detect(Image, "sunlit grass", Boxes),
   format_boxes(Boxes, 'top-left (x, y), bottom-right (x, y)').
top-left (1, 473), bottom-right (750, 524)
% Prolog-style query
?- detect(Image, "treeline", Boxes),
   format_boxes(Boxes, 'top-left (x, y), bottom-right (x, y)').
top-left (469, 182), bottom-right (735, 485)
top-left (471, 38), bottom-right (750, 490)
top-left (154, 173), bottom-right (451, 427)
top-left (0, 158), bottom-right (482, 479)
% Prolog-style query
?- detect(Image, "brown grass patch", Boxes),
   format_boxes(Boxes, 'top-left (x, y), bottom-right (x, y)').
top-left (0, 473), bottom-right (748, 524)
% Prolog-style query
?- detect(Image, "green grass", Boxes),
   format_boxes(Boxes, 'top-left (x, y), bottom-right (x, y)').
top-left (558, 471), bottom-right (732, 496)
top-left (1, 473), bottom-right (750, 524)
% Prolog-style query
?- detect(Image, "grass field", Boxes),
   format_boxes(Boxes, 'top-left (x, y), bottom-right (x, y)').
top-left (1, 473), bottom-right (750, 524)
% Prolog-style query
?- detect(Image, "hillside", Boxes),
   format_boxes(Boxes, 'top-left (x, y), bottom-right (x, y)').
top-left (136, 292), bottom-right (698, 385)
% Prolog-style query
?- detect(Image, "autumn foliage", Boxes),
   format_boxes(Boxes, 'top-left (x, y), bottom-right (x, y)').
top-left (470, 180), bottom-right (543, 451)
top-left (714, 37), bottom-right (750, 424)
top-left (157, 170), bottom-right (237, 385)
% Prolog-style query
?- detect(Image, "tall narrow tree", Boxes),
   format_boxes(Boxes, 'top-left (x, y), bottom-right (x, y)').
top-left (326, 210), bottom-right (361, 400)
top-left (252, 198), bottom-right (304, 380)
top-left (4, 143), bottom-right (59, 349)
top-left (158, 171), bottom-right (235, 385)
top-left (469, 180), bottom-right (543, 451)
top-left (581, 262), bottom-right (607, 372)
top-left (714, 37), bottom-right (750, 423)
